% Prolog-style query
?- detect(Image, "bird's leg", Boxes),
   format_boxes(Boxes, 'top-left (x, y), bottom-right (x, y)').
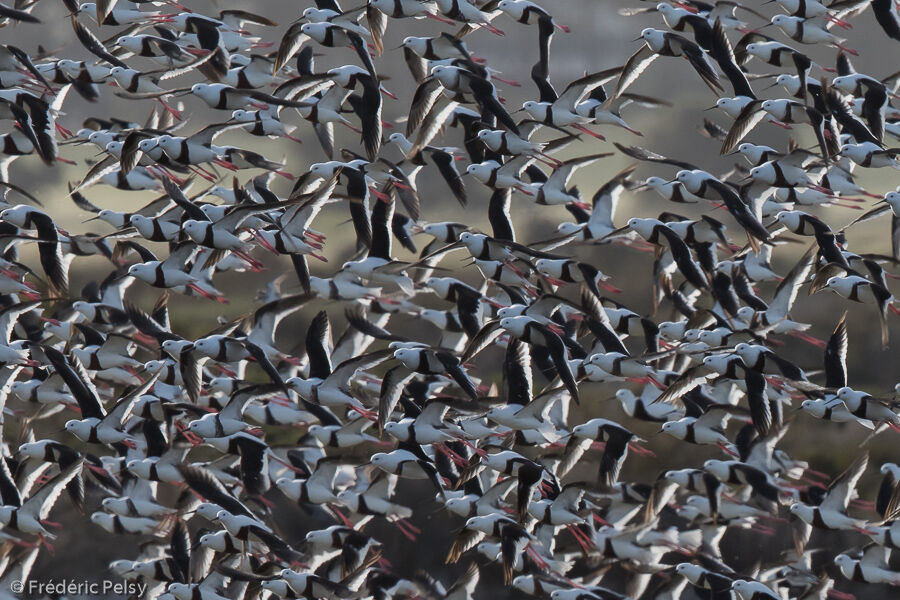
top-left (491, 75), bottom-right (520, 87)
top-left (188, 165), bottom-right (217, 182)
top-left (86, 463), bottom-right (110, 478)
top-left (212, 157), bottom-right (239, 171)
top-left (571, 124), bottom-right (605, 140)
top-left (397, 517), bottom-right (420, 534)
top-left (391, 518), bottom-right (418, 541)
top-left (598, 280), bottom-right (622, 293)
top-left (157, 166), bottom-right (185, 185)
top-left (39, 520), bottom-right (62, 528)
top-left (786, 330), bottom-right (826, 348)
top-left (803, 468), bottom-right (831, 481)
top-left (593, 514), bottom-right (611, 526)
top-left (433, 443), bottom-right (469, 468)
top-left (156, 98), bottom-right (182, 120)
top-left (54, 123), bottom-right (73, 138)
top-left (480, 22), bottom-right (505, 36)
top-left (247, 229), bottom-right (279, 254)
top-left (37, 534), bottom-right (56, 556)
top-left (454, 438), bottom-right (488, 458)
top-left (627, 441), bottom-right (656, 457)
top-left (186, 283), bottom-right (229, 304)
top-left (342, 121), bottom-right (362, 134)
top-left (532, 153), bottom-right (562, 169)
top-left (345, 403), bottom-right (377, 421)
top-left (327, 504), bottom-right (356, 528)
top-left (525, 544), bottom-right (549, 570)
top-left (425, 12), bottom-right (457, 25)
top-left (749, 523), bottom-right (775, 536)
top-left (567, 524), bottom-right (595, 552)
top-left (673, 2), bottom-right (700, 13)
top-left (304, 229), bottom-right (327, 243)
top-left (514, 185), bottom-right (534, 196)
top-left (830, 201), bottom-right (860, 210)
top-left (717, 441), bottom-right (739, 457)
top-left (232, 250), bottom-right (266, 272)
top-left (830, 43), bottom-right (858, 56)
top-left (193, 163), bottom-right (221, 179)
top-left (758, 514), bottom-right (787, 523)
top-left (254, 495), bottom-right (276, 509)
top-left (174, 421), bottom-right (203, 446)
top-left (369, 187), bottom-right (391, 202)
top-left (269, 396), bottom-right (296, 408)
top-left (269, 453), bottom-right (309, 475)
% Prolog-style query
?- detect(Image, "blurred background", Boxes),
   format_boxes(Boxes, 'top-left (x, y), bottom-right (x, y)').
top-left (2, 0), bottom-right (899, 598)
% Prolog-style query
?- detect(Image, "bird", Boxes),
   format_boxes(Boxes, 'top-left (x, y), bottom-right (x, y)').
top-left (0, 2), bottom-right (894, 598)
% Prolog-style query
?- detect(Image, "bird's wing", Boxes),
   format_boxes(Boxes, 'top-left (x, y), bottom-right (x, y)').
top-left (103, 370), bottom-right (160, 428)
top-left (446, 528), bottom-right (485, 564)
top-left (461, 320), bottom-right (502, 362)
top-left (614, 45), bottom-right (658, 98)
top-left (273, 23), bottom-right (309, 74)
top-left (23, 460), bottom-right (83, 520)
top-left (406, 77), bottom-right (445, 138)
top-left (70, 17), bottom-right (127, 68)
top-left (767, 244), bottom-right (815, 321)
top-left (43, 347), bottom-right (105, 419)
top-left (613, 142), bottom-right (701, 171)
top-left (327, 348), bottom-right (393, 388)
top-left (378, 366), bottom-right (415, 433)
top-left (176, 464), bottom-right (255, 518)
top-left (411, 100), bottom-right (459, 156)
top-left (823, 312), bottom-right (848, 389)
top-left (721, 101), bottom-right (765, 154)
top-left (822, 453), bottom-right (868, 512)
top-left (654, 364), bottom-right (714, 405)
top-left (556, 69), bottom-right (620, 110)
